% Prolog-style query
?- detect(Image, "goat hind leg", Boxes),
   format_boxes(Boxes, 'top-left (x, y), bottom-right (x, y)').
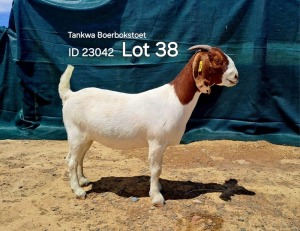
top-left (77, 140), bottom-right (93, 186)
top-left (67, 137), bottom-right (91, 198)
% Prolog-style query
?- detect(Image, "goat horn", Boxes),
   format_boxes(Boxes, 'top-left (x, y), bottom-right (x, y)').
top-left (188, 45), bottom-right (212, 51)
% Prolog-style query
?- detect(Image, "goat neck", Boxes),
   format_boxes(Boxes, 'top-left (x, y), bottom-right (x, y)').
top-left (170, 55), bottom-right (200, 105)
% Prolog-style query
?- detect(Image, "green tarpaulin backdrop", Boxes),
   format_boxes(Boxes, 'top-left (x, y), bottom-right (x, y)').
top-left (0, 0), bottom-right (299, 146)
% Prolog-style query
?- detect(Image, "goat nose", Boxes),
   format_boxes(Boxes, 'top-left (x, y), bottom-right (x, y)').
top-left (235, 74), bottom-right (239, 80)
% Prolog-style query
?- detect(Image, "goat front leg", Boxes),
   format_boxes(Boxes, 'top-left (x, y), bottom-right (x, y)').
top-left (148, 140), bottom-right (167, 206)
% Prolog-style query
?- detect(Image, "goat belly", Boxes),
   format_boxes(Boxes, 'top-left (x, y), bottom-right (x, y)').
top-left (86, 120), bottom-right (149, 150)
top-left (90, 132), bottom-right (149, 150)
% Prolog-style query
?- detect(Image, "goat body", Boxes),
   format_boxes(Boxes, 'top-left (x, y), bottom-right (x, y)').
top-left (62, 83), bottom-right (198, 150)
top-left (59, 45), bottom-right (238, 205)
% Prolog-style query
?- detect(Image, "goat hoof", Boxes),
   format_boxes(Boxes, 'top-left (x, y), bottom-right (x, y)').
top-left (151, 193), bottom-right (165, 206)
top-left (79, 177), bottom-right (90, 187)
top-left (75, 189), bottom-right (87, 199)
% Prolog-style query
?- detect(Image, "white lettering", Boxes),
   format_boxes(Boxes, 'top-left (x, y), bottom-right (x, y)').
top-left (122, 42), bottom-right (132, 57)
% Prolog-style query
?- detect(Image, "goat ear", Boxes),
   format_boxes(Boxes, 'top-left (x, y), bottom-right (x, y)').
top-left (195, 76), bottom-right (211, 94)
top-left (192, 53), bottom-right (202, 79)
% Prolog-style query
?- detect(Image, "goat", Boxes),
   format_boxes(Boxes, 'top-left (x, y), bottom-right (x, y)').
top-left (59, 45), bottom-right (239, 206)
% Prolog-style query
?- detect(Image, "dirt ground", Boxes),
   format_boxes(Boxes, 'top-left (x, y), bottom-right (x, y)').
top-left (0, 139), bottom-right (299, 231)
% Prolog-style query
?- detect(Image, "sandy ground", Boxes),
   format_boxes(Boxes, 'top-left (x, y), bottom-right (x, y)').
top-left (0, 139), bottom-right (299, 231)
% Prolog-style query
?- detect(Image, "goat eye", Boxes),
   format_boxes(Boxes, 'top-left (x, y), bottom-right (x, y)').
top-left (214, 57), bottom-right (220, 63)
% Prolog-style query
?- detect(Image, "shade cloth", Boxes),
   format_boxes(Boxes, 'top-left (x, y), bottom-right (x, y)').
top-left (0, 0), bottom-right (299, 146)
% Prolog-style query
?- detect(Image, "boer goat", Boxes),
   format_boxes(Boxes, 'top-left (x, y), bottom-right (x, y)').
top-left (59, 45), bottom-right (238, 206)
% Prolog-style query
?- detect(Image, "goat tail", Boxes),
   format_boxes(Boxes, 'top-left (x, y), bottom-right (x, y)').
top-left (59, 65), bottom-right (74, 103)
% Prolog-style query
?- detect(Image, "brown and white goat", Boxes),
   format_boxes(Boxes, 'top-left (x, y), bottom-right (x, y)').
top-left (59, 45), bottom-right (238, 206)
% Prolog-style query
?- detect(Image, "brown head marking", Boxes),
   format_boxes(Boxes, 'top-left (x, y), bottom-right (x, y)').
top-left (170, 45), bottom-right (233, 104)
top-left (207, 47), bottom-right (229, 85)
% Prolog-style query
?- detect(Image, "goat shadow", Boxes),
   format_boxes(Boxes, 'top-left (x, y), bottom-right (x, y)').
top-left (87, 176), bottom-right (255, 201)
